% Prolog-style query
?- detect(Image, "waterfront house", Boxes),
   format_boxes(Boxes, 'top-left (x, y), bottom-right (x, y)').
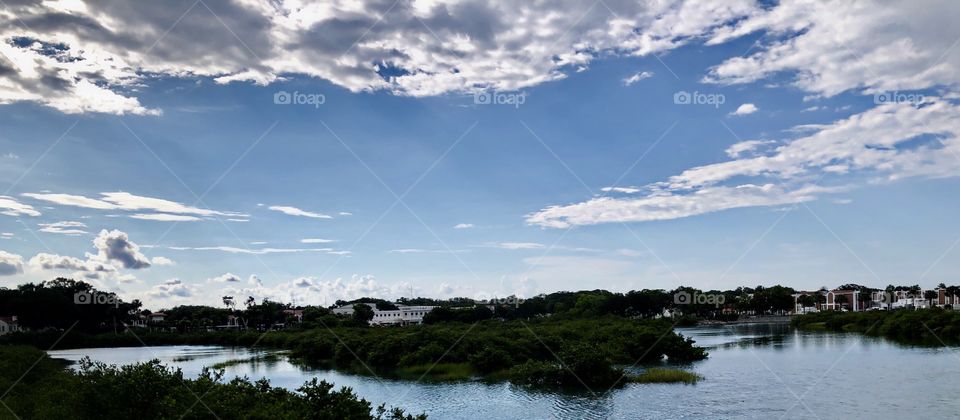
top-left (331, 302), bottom-right (438, 325)
top-left (283, 309), bottom-right (304, 323)
top-left (149, 312), bottom-right (167, 323)
top-left (0, 316), bottom-right (21, 336)
top-left (935, 288), bottom-right (960, 307)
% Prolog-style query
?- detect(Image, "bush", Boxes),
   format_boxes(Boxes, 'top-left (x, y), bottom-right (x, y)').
top-left (0, 346), bottom-right (426, 420)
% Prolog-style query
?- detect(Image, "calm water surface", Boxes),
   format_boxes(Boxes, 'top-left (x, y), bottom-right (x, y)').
top-left (48, 324), bottom-right (960, 419)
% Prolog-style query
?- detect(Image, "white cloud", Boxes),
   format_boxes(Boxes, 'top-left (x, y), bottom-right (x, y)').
top-left (130, 213), bottom-right (202, 222)
top-left (148, 279), bottom-right (196, 299)
top-left (705, 0), bottom-right (960, 97)
top-left (166, 245), bottom-right (342, 255)
top-left (21, 192), bottom-right (245, 219)
top-left (209, 272), bottom-right (242, 283)
top-left (300, 238), bottom-right (335, 244)
top-left (496, 242), bottom-right (545, 250)
top-left (600, 186), bottom-right (641, 194)
top-left (28, 252), bottom-right (116, 274)
top-left (268, 205), bottom-right (331, 219)
top-left (0, 196), bottom-right (40, 217)
top-left (151, 256), bottom-right (175, 266)
top-left (0, 251), bottom-right (24, 275)
top-left (338, 212), bottom-right (353, 216)
top-left (529, 99), bottom-right (960, 227)
top-left (388, 248), bottom-right (468, 254)
top-left (724, 140), bottom-right (774, 158)
top-left (0, 0), bottom-right (758, 114)
top-left (453, 223), bottom-right (474, 229)
top-left (622, 71), bottom-right (654, 86)
top-left (221, 274), bottom-right (414, 306)
top-left (730, 103), bottom-right (758, 116)
top-left (38, 221), bottom-right (88, 235)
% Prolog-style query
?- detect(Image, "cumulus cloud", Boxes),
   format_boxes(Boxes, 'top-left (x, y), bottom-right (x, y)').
top-left (0, 251), bottom-right (24, 275)
top-left (221, 274), bottom-right (414, 306)
top-left (0, 0), bottom-right (757, 114)
top-left (623, 71), bottom-right (654, 86)
top-left (268, 206), bottom-right (331, 219)
top-left (528, 99), bottom-right (960, 227)
top-left (148, 279), bottom-right (196, 298)
top-left (209, 272), bottom-right (242, 283)
top-left (453, 223), bottom-right (474, 229)
top-left (151, 256), bottom-right (175, 266)
top-left (0, 196), bottom-right (40, 217)
top-left (28, 252), bottom-right (116, 274)
top-left (92, 229), bottom-right (151, 269)
top-left (21, 192), bottom-right (245, 219)
top-left (730, 103), bottom-right (758, 116)
top-left (38, 221), bottom-right (88, 235)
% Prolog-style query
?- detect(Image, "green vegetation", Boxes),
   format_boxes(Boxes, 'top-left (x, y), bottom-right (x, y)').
top-left (1, 279), bottom-right (712, 391)
top-left (631, 368), bottom-right (702, 384)
top-left (3, 316), bottom-right (707, 389)
top-left (792, 308), bottom-right (960, 345)
top-left (0, 346), bottom-right (424, 420)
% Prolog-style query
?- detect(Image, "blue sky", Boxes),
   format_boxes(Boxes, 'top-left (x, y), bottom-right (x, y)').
top-left (1, 0), bottom-right (959, 308)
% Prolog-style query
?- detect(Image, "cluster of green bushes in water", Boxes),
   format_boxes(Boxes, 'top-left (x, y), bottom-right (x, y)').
top-left (792, 308), bottom-right (960, 345)
top-left (3, 315), bottom-right (706, 389)
top-left (0, 345), bottom-right (424, 420)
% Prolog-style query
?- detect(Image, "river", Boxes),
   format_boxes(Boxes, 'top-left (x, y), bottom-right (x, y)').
top-left (47, 323), bottom-right (960, 419)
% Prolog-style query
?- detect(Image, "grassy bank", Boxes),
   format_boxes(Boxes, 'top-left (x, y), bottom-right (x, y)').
top-left (0, 345), bottom-right (424, 420)
top-left (792, 308), bottom-right (960, 344)
top-left (631, 368), bottom-right (702, 384)
top-left (3, 315), bottom-right (707, 389)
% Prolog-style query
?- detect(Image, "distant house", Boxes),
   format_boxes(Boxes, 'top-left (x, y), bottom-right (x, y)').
top-left (149, 312), bottom-right (167, 323)
top-left (127, 314), bottom-right (148, 328)
top-left (0, 316), bottom-right (21, 336)
top-left (936, 288), bottom-right (960, 307)
top-left (331, 303), bottom-right (437, 326)
top-left (369, 305), bottom-right (437, 326)
top-left (283, 309), bottom-right (304, 323)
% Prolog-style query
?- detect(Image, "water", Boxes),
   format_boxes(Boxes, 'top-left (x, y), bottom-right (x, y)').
top-left (47, 323), bottom-right (960, 419)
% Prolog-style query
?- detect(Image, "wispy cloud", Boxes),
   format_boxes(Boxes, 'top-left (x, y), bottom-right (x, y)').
top-left (301, 238), bottom-right (336, 244)
top-left (38, 221), bottom-right (88, 235)
top-left (622, 71), bottom-right (654, 86)
top-left (268, 205), bottom-right (332, 219)
top-left (21, 192), bottom-right (245, 219)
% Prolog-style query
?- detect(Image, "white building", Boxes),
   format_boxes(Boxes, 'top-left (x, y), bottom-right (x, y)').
top-left (332, 303), bottom-right (438, 326)
top-left (0, 316), bottom-right (21, 336)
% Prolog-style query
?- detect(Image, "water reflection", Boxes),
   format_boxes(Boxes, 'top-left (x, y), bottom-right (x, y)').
top-left (49, 323), bottom-right (960, 419)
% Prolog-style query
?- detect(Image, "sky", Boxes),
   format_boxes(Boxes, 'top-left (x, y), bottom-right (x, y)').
top-left (1, 0), bottom-right (960, 309)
